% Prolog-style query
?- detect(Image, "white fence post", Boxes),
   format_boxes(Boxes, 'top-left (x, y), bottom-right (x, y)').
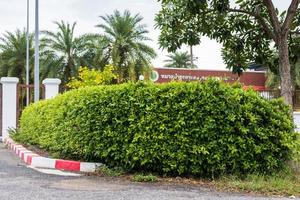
top-left (1, 77), bottom-right (19, 141)
top-left (42, 79), bottom-right (61, 99)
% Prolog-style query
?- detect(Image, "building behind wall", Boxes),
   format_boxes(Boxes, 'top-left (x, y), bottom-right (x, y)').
top-left (151, 67), bottom-right (267, 91)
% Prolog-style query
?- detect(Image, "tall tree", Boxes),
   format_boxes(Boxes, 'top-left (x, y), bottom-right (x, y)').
top-left (79, 35), bottom-right (111, 70)
top-left (164, 51), bottom-right (197, 68)
top-left (0, 29), bottom-right (67, 86)
top-left (41, 21), bottom-right (91, 85)
top-left (96, 10), bottom-right (157, 82)
top-left (0, 29), bottom-right (34, 83)
top-left (156, 0), bottom-right (300, 107)
top-left (266, 59), bottom-right (300, 90)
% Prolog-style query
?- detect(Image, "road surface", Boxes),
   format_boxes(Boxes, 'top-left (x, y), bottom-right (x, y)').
top-left (0, 143), bottom-right (297, 200)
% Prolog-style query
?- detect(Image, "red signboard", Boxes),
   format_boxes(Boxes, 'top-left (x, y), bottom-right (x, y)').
top-left (151, 68), bottom-right (266, 90)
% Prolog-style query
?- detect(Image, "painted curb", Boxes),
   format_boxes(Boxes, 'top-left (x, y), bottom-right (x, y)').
top-left (4, 138), bottom-right (102, 173)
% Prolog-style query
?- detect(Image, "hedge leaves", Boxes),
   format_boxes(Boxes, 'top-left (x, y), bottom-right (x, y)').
top-left (13, 80), bottom-right (297, 177)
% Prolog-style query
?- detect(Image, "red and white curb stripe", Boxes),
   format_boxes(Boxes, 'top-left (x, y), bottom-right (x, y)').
top-left (4, 138), bottom-right (102, 173)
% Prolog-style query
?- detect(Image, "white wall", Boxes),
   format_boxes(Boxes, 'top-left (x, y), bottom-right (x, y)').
top-left (0, 78), bottom-right (61, 142)
top-left (1, 77), bottom-right (19, 141)
top-left (294, 112), bottom-right (300, 132)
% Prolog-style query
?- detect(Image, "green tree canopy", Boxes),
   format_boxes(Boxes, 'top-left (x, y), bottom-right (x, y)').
top-left (0, 29), bottom-right (60, 84)
top-left (0, 29), bottom-right (34, 83)
top-left (79, 35), bottom-right (111, 70)
top-left (97, 10), bottom-right (157, 82)
top-left (156, 0), bottom-right (300, 107)
top-left (164, 51), bottom-right (196, 68)
top-left (41, 21), bottom-right (93, 85)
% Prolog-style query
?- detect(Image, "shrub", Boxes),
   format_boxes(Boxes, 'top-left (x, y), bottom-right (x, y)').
top-left (67, 65), bottom-right (118, 89)
top-left (97, 165), bottom-right (124, 177)
top-left (132, 174), bottom-right (158, 182)
top-left (13, 80), bottom-right (297, 177)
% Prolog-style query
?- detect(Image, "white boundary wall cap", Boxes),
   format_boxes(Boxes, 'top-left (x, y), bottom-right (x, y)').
top-left (42, 78), bottom-right (61, 99)
top-left (0, 77), bottom-right (19, 83)
top-left (42, 78), bottom-right (61, 85)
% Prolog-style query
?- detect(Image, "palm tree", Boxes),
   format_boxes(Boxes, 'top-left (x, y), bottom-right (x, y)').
top-left (0, 29), bottom-right (62, 107)
top-left (96, 10), bottom-right (157, 82)
top-left (79, 35), bottom-right (111, 70)
top-left (41, 21), bottom-right (92, 85)
top-left (0, 29), bottom-right (65, 84)
top-left (164, 51), bottom-right (197, 69)
top-left (0, 29), bottom-right (34, 83)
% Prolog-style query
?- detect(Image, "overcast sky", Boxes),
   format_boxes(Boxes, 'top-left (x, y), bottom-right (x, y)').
top-left (0, 0), bottom-right (293, 70)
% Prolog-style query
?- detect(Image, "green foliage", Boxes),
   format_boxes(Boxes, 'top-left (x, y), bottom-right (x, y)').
top-left (97, 165), bottom-right (124, 177)
top-left (0, 10), bottom-right (156, 85)
top-left (155, 0), bottom-right (299, 74)
top-left (0, 29), bottom-right (33, 83)
top-left (217, 173), bottom-right (300, 196)
top-left (132, 174), bottom-right (158, 182)
top-left (0, 29), bottom-right (60, 84)
top-left (291, 135), bottom-right (300, 164)
top-left (97, 10), bottom-right (157, 82)
top-left (80, 35), bottom-right (111, 70)
top-left (13, 80), bottom-right (297, 177)
top-left (8, 128), bottom-right (18, 138)
top-left (41, 21), bottom-right (99, 85)
top-left (67, 65), bottom-right (118, 89)
top-left (266, 61), bottom-right (300, 90)
top-left (164, 51), bottom-right (196, 69)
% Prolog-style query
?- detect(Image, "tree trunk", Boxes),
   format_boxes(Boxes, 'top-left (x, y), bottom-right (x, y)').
top-left (278, 35), bottom-right (293, 108)
top-left (190, 45), bottom-right (194, 68)
top-left (66, 65), bottom-right (71, 80)
top-left (63, 62), bottom-right (72, 87)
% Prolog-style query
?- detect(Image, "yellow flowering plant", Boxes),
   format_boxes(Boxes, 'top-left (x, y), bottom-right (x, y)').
top-left (67, 65), bottom-right (118, 89)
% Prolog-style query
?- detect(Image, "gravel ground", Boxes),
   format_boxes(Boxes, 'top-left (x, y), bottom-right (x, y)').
top-left (0, 143), bottom-right (298, 200)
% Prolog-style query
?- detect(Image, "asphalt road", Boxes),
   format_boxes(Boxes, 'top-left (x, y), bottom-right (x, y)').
top-left (0, 143), bottom-right (298, 200)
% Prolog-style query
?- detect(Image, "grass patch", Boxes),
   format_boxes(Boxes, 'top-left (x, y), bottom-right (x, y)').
top-left (215, 137), bottom-right (300, 197)
top-left (91, 165), bottom-right (300, 196)
top-left (132, 174), bottom-right (158, 182)
top-left (96, 165), bottom-right (124, 177)
top-left (216, 173), bottom-right (300, 196)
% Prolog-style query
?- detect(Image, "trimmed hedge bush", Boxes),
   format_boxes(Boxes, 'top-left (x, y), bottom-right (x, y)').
top-left (13, 80), bottom-right (297, 177)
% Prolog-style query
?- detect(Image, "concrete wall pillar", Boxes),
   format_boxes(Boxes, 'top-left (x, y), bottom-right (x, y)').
top-left (294, 112), bottom-right (300, 132)
top-left (42, 79), bottom-right (61, 99)
top-left (1, 77), bottom-right (19, 141)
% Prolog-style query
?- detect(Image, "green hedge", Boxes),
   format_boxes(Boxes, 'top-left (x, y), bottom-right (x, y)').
top-left (13, 80), bottom-right (297, 177)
